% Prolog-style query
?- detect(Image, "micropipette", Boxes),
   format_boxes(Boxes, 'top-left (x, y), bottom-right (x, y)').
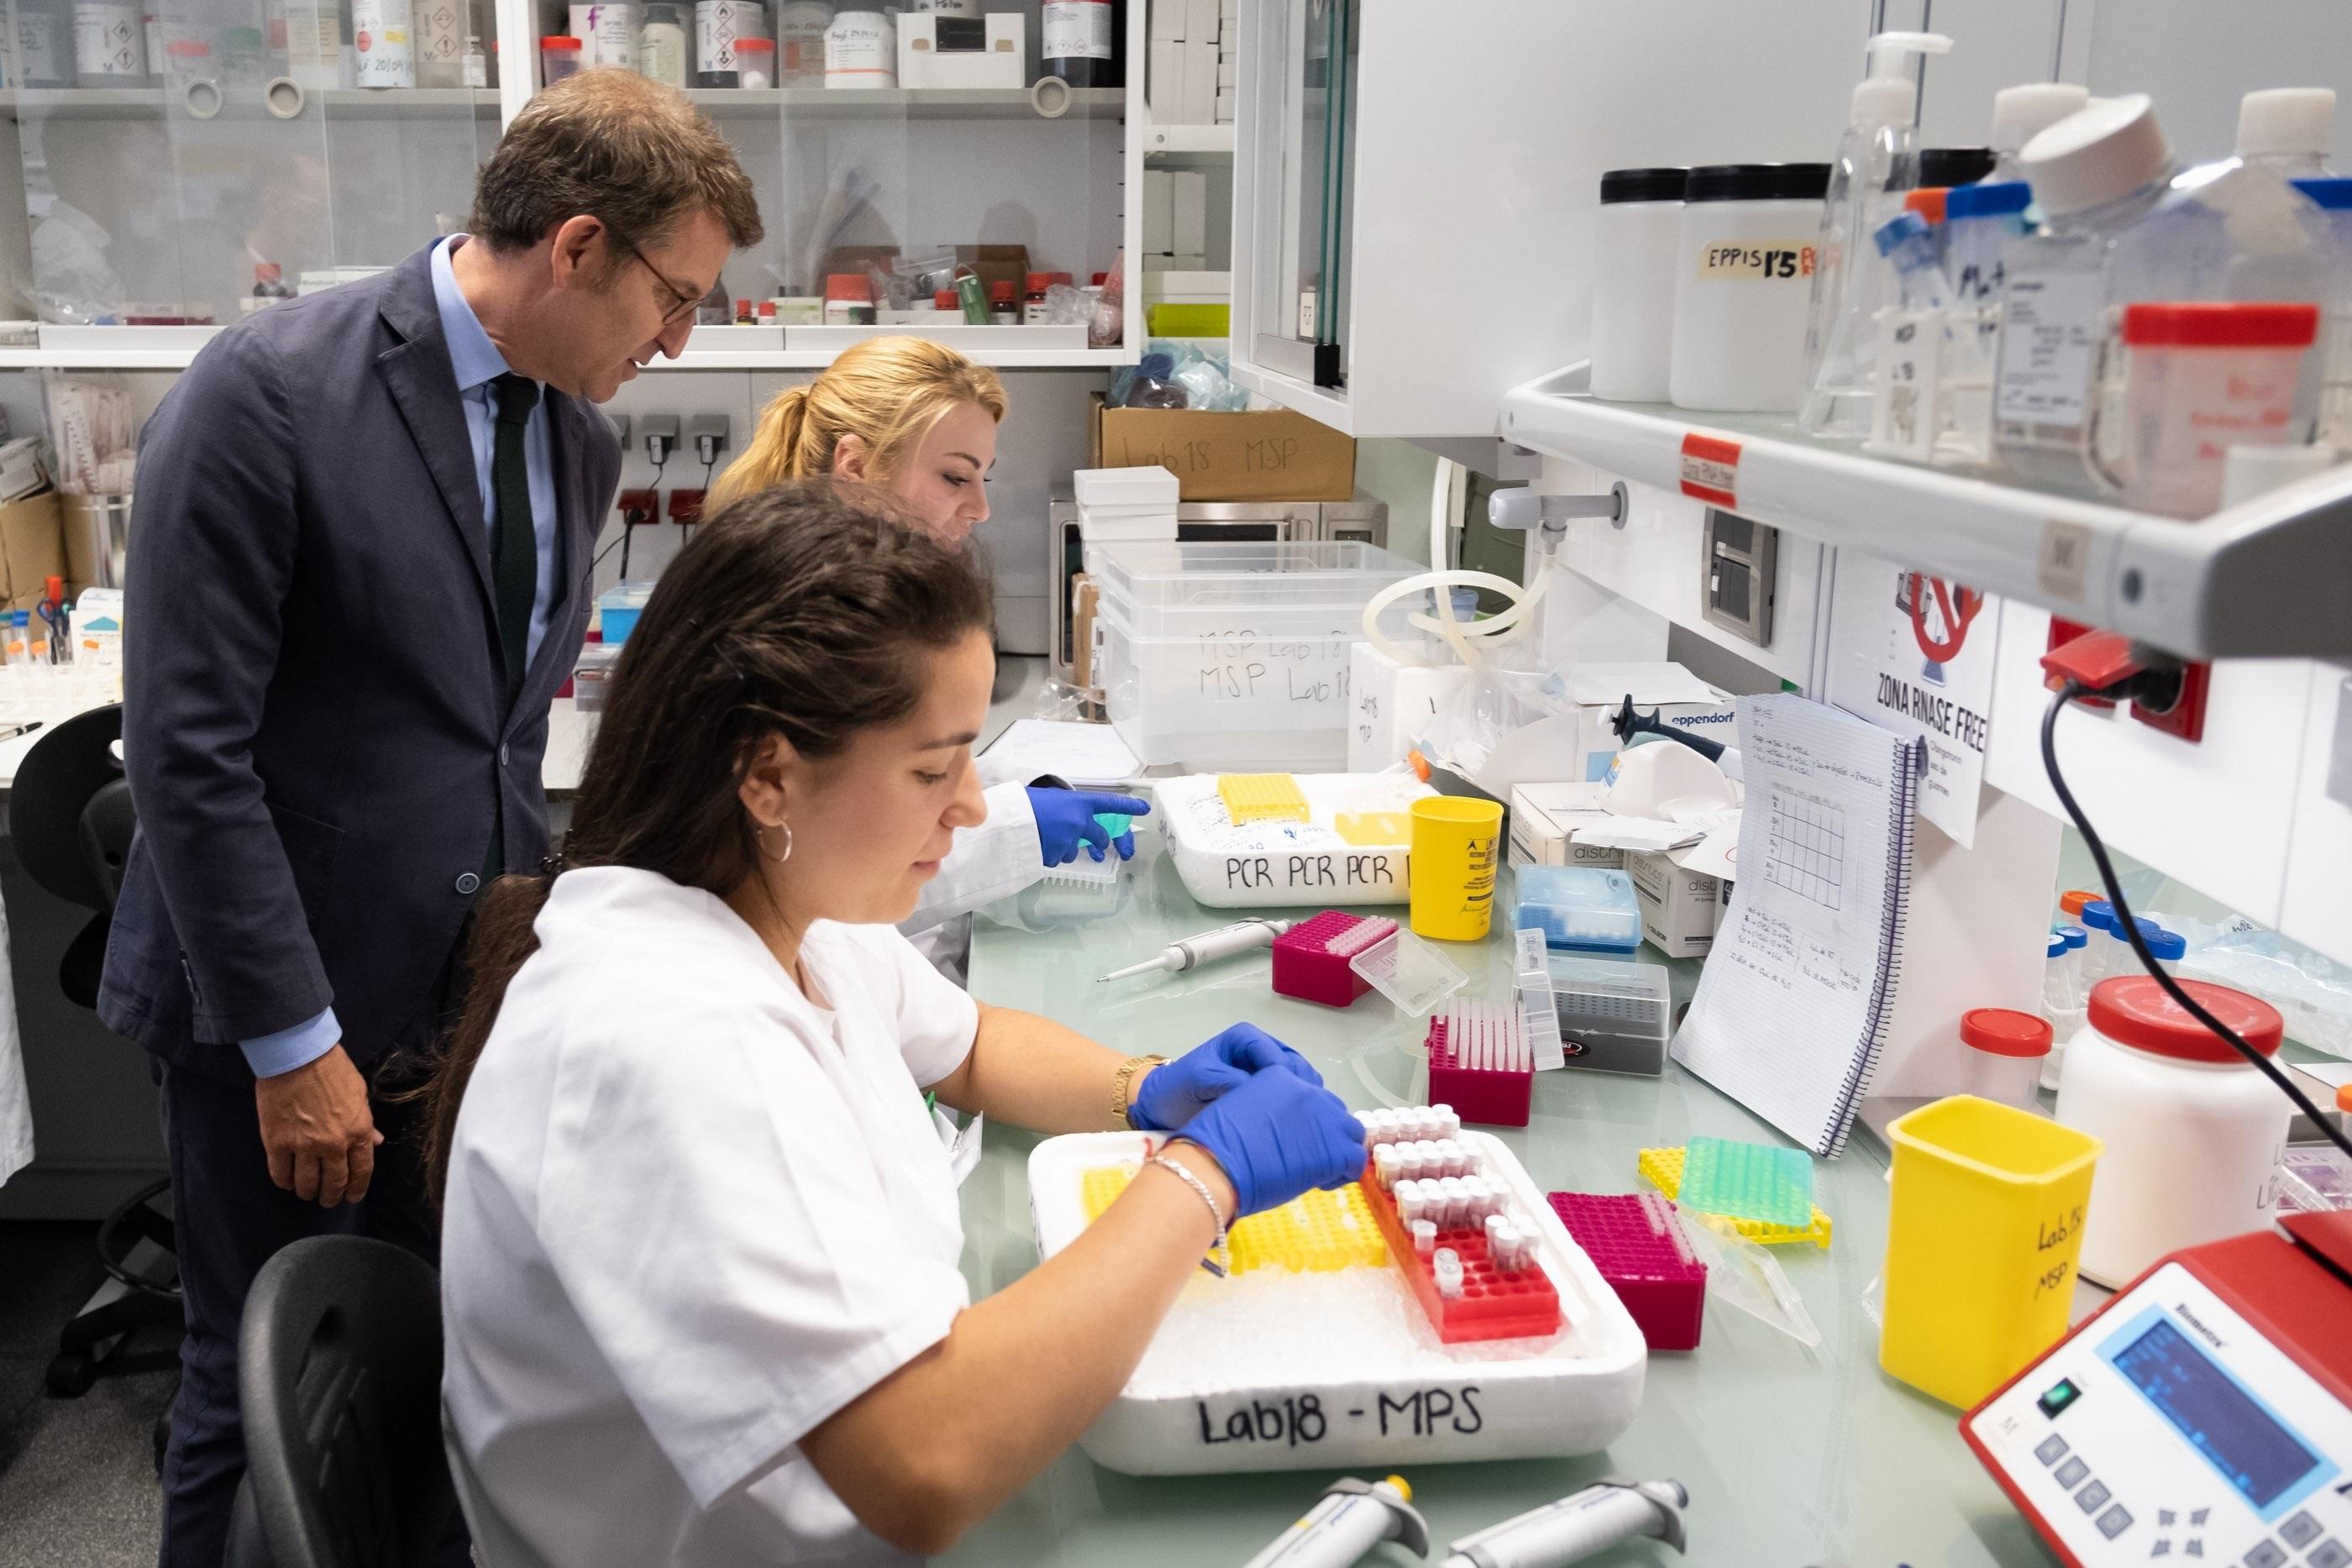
top-left (1441, 1477), bottom-right (1687, 1568)
top-left (1242, 1475), bottom-right (1428, 1568)
top-left (1097, 918), bottom-right (1294, 982)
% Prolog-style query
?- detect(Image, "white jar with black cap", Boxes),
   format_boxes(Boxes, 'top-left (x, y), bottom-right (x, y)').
top-left (1589, 167), bottom-right (1686, 402)
top-left (1668, 163), bottom-right (1833, 412)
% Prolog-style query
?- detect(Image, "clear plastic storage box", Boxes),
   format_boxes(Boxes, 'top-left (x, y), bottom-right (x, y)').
top-left (1091, 541), bottom-right (1420, 771)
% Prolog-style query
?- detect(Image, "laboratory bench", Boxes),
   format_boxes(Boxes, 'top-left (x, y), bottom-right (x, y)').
top-left (953, 833), bottom-right (2065, 1568)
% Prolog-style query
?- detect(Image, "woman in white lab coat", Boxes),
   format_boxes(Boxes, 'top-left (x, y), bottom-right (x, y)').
top-left (428, 485), bottom-right (1366, 1567)
top-left (711, 335), bottom-right (1146, 952)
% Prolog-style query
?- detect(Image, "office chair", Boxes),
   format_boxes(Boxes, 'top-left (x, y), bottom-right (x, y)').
top-left (8, 704), bottom-right (184, 1404)
top-left (228, 1235), bottom-right (458, 1568)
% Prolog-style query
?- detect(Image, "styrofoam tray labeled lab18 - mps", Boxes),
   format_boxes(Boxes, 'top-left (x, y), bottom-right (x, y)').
top-left (1028, 1130), bottom-right (1647, 1476)
top-left (1158, 772), bottom-right (1436, 910)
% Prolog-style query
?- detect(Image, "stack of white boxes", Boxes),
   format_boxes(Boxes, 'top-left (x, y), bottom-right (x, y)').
top-left (1148, 0), bottom-right (1236, 125)
top-left (1141, 168), bottom-right (1210, 273)
top-left (1074, 466), bottom-right (1180, 567)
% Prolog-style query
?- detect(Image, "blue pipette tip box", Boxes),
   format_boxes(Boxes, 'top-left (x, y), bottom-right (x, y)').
top-left (1677, 1136), bottom-right (1814, 1229)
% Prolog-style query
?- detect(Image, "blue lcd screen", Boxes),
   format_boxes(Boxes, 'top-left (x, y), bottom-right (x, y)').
top-left (2110, 1319), bottom-right (2322, 1508)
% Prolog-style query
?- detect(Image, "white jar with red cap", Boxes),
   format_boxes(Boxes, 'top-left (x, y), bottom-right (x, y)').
top-left (2054, 975), bottom-right (2288, 1288)
top-left (1957, 1007), bottom-right (2050, 1110)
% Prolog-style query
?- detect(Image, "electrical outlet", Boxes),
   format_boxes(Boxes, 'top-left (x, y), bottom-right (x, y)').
top-left (687, 412), bottom-right (731, 466)
top-left (617, 488), bottom-right (659, 527)
top-left (669, 488), bottom-right (706, 527)
top-left (2046, 617), bottom-right (2116, 710)
top-left (640, 413), bottom-right (681, 466)
top-left (2132, 660), bottom-right (2210, 745)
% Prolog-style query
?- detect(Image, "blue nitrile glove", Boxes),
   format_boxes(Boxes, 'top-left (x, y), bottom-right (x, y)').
top-left (1170, 1067), bottom-right (1366, 1219)
top-left (1029, 788), bottom-right (1152, 866)
top-left (1130, 1022), bottom-right (1324, 1133)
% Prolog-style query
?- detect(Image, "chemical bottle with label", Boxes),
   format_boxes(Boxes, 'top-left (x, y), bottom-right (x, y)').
top-left (1797, 29), bottom-right (1953, 438)
top-left (637, 3), bottom-right (686, 83)
top-left (1991, 93), bottom-right (2333, 497)
top-left (1042, 0), bottom-right (1121, 89)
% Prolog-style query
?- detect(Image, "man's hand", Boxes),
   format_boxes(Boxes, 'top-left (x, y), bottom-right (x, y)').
top-left (254, 1044), bottom-right (381, 1207)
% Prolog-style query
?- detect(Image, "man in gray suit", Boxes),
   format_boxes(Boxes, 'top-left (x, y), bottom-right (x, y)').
top-left (99, 71), bottom-right (762, 1565)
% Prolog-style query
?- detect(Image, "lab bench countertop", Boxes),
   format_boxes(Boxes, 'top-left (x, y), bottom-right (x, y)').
top-left (953, 834), bottom-right (2063, 1568)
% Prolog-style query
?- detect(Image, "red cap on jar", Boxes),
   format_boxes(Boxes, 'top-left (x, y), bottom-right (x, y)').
top-left (735, 36), bottom-right (772, 51)
top-left (1961, 1008), bottom-right (2052, 1058)
top-left (2120, 302), bottom-right (2319, 348)
top-left (989, 280), bottom-right (1015, 303)
top-left (756, 300), bottom-right (775, 318)
top-left (1025, 270), bottom-right (1073, 291)
top-left (932, 288), bottom-right (957, 310)
top-left (2087, 975), bottom-right (2282, 1062)
top-left (540, 34), bottom-right (580, 48)
top-left (824, 272), bottom-right (872, 302)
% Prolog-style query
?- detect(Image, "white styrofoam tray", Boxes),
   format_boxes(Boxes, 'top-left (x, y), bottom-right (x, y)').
top-left (1158, 772), bottom-right (1432, 908)
top-left (1029, 1130), bottom-right (1647, 1476)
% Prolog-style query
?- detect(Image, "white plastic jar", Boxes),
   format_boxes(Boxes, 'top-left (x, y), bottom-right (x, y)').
top-left (2053, 975), bottom-right (2288, 1288)
top-left (1958, 1006), bottom-right (2050, 1110)
top-left (822, 7), bottom-right (891, 88)
top-left (1668, 163), bottom-right (1832, 412)
top-left (1588, 166), bottom-right (1685, 403)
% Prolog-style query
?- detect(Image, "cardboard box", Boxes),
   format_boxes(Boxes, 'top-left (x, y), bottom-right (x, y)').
top-left (1625, 847), bottom-right (1720, 958)
top-left (1506, 782), bottom-right (1627, 871)
top-left (1562, 668), bottom-right (1738, 782)
top-left (1172, 170), bottom-right (1208, 254)
top-left (0, 492), bottom-right (66, 612)
top-left (1142, 169), bottom-right (1174, 254)
top-left (1092, 400), bottom-right (1357, 502)
top-left (1149, 36), bottom-right (1183, 119)
top-left (896, 12), bottom-right (1022, 89)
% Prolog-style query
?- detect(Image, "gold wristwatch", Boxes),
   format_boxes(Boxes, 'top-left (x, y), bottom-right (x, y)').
top-left (1113, 1054), bottom-right (1168, 1129)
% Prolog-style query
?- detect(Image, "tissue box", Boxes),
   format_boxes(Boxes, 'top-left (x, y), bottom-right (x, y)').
top-left (1507, 782), bottom-right (1625, 870)
top-left (1626, 848), bottom-right (1720, 958)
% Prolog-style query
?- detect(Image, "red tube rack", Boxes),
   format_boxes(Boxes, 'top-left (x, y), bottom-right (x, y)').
top-left (1549, 1192), bottom-right (1706, 1352)
top-left (1425, 1006), bottom-right (1533, 1127)
top-left (1271, 910), bottom-right (1392, 1008)
top-left (1360, 1156), bottom-right (1562, 1344)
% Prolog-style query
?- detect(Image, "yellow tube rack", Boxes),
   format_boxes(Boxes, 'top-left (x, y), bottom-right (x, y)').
top-left (1083, 1165), bottom-right (1389, 1274)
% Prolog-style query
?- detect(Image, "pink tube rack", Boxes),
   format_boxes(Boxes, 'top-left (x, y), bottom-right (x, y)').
top-left (1425, 1000), bottom-right (1533, 1126)
top-left (1271, 911), bottom-right (1396, 1008)
top-left (1548, 1191), bottom-right (1706, 1351)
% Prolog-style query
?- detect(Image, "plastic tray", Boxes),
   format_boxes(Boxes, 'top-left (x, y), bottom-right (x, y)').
top-left (1677, 1136), bottom-right (1814, 1228)
top-left (1031, 1130), bottom-right (1646, 1475)
top-left (1352, 926), bottom-right (1470, 1017)
top-left (1545, 954), bottom-right (1672, 1077)
top-left (1636, 1146), bottom-right (1834, 1248)
top-left (1158, 772), bottom-right (1431, 910)
top-left (1514, 930), bottom-right (1567, 1072)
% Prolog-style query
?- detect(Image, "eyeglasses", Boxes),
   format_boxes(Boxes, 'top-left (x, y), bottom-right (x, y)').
top-left (620, 233), bottom-right (703, 328)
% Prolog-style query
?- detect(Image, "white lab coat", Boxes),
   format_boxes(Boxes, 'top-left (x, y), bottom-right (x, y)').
top-left (900, 777), bottom-right (1046, 979)
top-left (441, 866), bottom-right (979, 1568)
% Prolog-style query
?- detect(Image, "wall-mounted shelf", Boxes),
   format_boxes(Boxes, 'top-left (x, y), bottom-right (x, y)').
top-left (1140, 120), bottom-right (1233, 161)
top-left (0, 86), bottom-right (503, 121)
top-left (1499, 362), bottom-right (2352, 664)
top-left (679, 86), bottom-right (1122, 120)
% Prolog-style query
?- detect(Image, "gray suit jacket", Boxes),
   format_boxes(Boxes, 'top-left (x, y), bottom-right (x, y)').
top-left (98, 243), bottom-right (621, 1080)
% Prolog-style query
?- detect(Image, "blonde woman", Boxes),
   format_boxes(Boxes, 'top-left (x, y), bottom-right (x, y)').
top-left (716, 337), bottom-right (1147, 966)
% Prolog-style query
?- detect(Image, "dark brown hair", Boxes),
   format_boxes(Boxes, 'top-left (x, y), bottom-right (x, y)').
top-left (469, 68), bottom-right (764, 256)
top-left (420, 484), bottom-right (994, 1203)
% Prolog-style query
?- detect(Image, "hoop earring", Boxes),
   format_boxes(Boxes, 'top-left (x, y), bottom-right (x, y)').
top-left (759, 821), bottom-right (794, 864)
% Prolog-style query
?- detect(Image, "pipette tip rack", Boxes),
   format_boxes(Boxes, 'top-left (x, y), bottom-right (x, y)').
top-left (1271, 910), bottom-right (1396, 1008)
top-left (1548, 1192), bottom-right (1706, 1352)
top-left (1358, 1106), bottom-right (1562, 1344)
top-left (1425, 999), bottom-right (1535, 1126)
top-left (1636, 1146), bottom-right (1835, 1249)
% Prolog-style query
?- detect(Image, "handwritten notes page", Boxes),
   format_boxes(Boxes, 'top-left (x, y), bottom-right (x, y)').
top-left (1672, 695), bottom-right (1922, 1157)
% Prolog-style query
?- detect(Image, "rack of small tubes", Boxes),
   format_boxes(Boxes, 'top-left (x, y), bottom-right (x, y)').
top-left (1425, 1000), bottom-right (1536, 1126)
top-left (1357, 1106), bottom-right (1562, 1342)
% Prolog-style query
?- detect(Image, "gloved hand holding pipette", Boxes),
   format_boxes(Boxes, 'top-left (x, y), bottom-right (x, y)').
top-left (1129, 1023), bottom-right (1323, 1133)
top-left (1168, 1066), bottom-right (1365, 1218)
top-left (1028, 786), bottom-right (1152, 866)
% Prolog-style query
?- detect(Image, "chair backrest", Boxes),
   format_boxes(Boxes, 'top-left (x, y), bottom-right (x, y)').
top-left (231, 1235), bottom-right (456, 1568)
top-left (8, 703), bottom-right (128, 914)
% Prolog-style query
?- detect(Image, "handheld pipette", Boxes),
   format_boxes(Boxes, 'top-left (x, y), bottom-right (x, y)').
top-left (1243, 1475), bottom-right (1427, 1568)
top-left (1098, 918), bottom-right (1294, 982)
top-left (1441, 1477), bottom-right (1687, 1568)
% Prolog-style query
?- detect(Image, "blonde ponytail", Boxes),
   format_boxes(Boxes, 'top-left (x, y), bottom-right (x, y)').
top-left (708, 336), bottom-right (1007, 512)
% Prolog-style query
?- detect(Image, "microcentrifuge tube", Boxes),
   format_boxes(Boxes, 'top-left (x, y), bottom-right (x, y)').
top-left (1484, 1213), bottom-right (1509, 1255)
top-left (1434, 1248), bottom-right (1464, 1298)
top-left (1374, 1148), bottom-right (1399, 1189)
top-left (1463, 1176), bottom-right (1491, 1218)
top-left (1432, 1104), bottom-right (1458, 1139)
top-left (1413, 1219), bottom-right (1437, 1257)
top-left (1399, 1183), bottom-right (1426, 1226)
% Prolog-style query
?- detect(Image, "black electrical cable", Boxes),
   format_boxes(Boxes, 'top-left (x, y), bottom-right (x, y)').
top-left (2042, 681), bottom-right (2352, 1164)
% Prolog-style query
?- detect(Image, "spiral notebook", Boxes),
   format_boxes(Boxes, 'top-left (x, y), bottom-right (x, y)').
top-left (1672, 695), bottom-right (1924, 1158)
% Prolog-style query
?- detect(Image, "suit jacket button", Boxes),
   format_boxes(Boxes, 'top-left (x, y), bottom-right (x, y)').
top-left (455, 872), bottom-right (481, 894)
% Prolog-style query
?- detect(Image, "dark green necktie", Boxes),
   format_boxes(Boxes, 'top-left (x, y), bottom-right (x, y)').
top-left (490, 372), bottom-right (541, 710)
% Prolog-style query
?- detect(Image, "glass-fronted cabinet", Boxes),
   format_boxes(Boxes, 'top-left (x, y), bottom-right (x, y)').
top-left (0, 0), bottom-right (1144, 367)
top-left (1239, 0), bottom-right (1347, 390)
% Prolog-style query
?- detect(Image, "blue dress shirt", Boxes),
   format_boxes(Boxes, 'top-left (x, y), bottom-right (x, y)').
top-left (240, 236), bottom-right (559, 1079)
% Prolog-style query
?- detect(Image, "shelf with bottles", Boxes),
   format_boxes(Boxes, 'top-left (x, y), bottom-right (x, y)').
top-left (1498, 359), bottom-right (2352, 664)
top-left (0, 85), bottom-right (501, 120)
top-left (665, 84), bottom-right (1121, 120)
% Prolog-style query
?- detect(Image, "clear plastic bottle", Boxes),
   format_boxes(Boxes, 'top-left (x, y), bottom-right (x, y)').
top-left (2235, 87), bottom-right (2338, 177)
top-left (1991, 94), bottom-right (2334, 496)
top-left (2295, 176), bottom-right (2352, 445)
top-left (1987, 82), bottom-right (2088, 185)
top-left (1798, 29), bottom-right (1952, 438)
top-left (5, 610), bottom-right (33, 668)
top-left (1935, 181), bottom-right (2032, 465)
